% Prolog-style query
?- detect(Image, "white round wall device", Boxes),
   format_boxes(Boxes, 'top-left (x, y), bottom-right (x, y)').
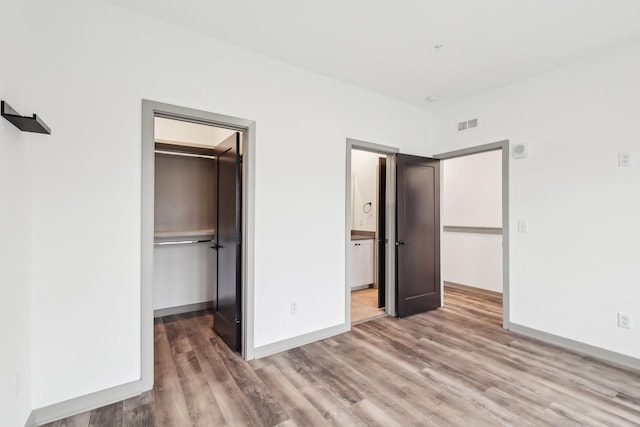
top-left (513, 143), bottom-right (528, 159)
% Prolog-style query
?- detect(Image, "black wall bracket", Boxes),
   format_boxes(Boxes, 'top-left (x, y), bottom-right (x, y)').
top-left (1, 101), bottom-right (51, 134)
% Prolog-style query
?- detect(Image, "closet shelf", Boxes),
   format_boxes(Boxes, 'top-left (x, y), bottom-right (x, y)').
top-left (154, 229), bottom-right (214, 239)
top-left (1, 101), bottom-right (51, 134)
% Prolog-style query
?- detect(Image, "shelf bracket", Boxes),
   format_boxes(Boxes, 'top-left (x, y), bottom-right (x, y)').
top-left (1, 101), bottom-right (51, 134)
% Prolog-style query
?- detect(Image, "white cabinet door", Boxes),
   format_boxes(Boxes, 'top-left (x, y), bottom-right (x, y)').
top-left (350, 242), bottom-right (361, 287)
top-left (359, 239), bottom-right (374, 285)
top-left (351, 239), bottom-right (374, 289)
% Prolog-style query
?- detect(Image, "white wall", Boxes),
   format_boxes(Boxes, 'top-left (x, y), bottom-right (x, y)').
top-left (442, 233), bottom-right (503, 293)
top-left (0, 115), bottom-right (34, 427)
top-left (442, 151), bottom-right (502, 292)
top-left (0, 3), bottom-right (33, 425)
top-left (351, 150), bottom-right (384, 232)
top-left (16, 0), bottom-right (434, 408)
top-left (153, 244), bottom-right (214, 310)
top-left (0, 124), bottom-right (34, 427)
top-left (435, 40), bottom-right (640, 359)
top-left (443, 151), bottom-right (502, 227)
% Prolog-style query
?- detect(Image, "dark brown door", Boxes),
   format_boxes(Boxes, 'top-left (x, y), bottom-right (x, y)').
top-left (377, 157), bottom-right (386, 308)
top-left (396, 154), bottom-right (440, 317)
top-left (212, 133), bottom-right (242, 352)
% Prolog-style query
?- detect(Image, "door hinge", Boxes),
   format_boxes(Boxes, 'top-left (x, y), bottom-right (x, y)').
top-left (239, 154), bottom-right (243, 163)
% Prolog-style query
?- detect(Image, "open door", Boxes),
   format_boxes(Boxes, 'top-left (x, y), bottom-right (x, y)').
top-left (396, 154), bottom-right (440, 317)
top-left (212, 132), bottom-right (242, 352)
top-left (377, 157), bottom-right (386, 308)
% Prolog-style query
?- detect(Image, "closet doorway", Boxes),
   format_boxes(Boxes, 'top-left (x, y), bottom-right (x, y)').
top-left (141, 100), bottom-right (256, 390)
top-left (435, 140), bottom-right (510, 328)
top-left (153, 117), bottom-right (242, 352)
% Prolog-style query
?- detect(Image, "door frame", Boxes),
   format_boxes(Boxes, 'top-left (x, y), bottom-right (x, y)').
top-left (345, 138), bottom-right (399, 324)
top-left (141, 100), bottom-right (256, 391)
top-left (433, 140), bottom-right (510, 329)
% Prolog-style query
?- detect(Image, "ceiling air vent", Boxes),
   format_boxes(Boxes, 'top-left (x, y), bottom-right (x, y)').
top-left (457, 118), bottom-right (479, 132)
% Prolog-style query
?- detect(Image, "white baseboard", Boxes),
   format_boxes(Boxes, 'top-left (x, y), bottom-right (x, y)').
top-left (253, 323), bottom-right (350, 359)
top-left (154, 301), bottom-right (213, 318)
top-left (32, 379), bottom-right (150, 426)
top-left (509, 322), bottom-right (640, 372)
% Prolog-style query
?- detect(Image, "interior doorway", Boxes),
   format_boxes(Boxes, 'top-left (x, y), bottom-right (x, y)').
top-left (141, 100), bottom-right (256, 391)
top-left (435, 141), bottom-right (510, 329)
top-left (346, 139), bottom-right (444, 325)
top-left (346, 139), bottom-right (399, 325)
top-left (350, 149), bottom-right (387, 323)
top-left (153, 117), bottom-right (243, 352)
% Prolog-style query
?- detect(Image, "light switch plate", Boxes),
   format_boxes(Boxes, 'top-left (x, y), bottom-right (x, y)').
top-left (518, 220), bottom-right (529, 233)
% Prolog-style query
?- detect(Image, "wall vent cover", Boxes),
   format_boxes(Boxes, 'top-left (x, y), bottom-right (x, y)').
top-left (457, 118), bottom-right (478, 131)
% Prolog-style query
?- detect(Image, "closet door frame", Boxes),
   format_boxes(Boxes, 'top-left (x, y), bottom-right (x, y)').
top-left (141, 100), bottom-right (256, 390)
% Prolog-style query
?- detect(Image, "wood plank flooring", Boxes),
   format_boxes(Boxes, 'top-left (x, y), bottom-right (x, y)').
top-left (351, 288), bottom-right (385, 324)
top-left (44, 286), bottom-right (640, 426)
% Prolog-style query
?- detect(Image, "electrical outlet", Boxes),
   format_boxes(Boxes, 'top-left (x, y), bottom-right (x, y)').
top-left (618, 312), bottom-right (631, 329)
top-left (518, 220), bottom-right (529, 233)
top-left (619, 152), bottom-right (631, 167)
top-left (290, 302), bottom-right (298, 315)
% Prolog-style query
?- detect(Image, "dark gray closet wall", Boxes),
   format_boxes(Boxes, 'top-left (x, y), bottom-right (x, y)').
top-left (153, 150), bottom-right (216, 313)
top-left (154, 153), bottom-right (215, 236)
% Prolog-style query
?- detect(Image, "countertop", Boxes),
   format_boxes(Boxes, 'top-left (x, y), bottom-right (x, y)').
top-left (352, 235), bottom-right (375, 241)
top-left (351, 230), bottom-right (375, 241)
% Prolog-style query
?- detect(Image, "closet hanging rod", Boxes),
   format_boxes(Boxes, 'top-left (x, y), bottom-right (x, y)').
top-left (154, 149), bottom-right (215, 160)
top-left (154, 239), bottom-right (214, 246)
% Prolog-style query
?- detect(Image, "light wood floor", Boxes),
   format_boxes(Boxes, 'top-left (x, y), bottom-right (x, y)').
top-left (44, 286), bottom-right (640, 426)
top-left (351, 287), bottom-right (385, 324)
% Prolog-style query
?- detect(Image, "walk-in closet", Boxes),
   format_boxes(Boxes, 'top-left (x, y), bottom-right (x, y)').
top-left (154, 117), bottom-right (230, 316)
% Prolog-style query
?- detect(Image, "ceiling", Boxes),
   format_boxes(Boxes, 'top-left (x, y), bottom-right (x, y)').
top-left (155, 117), bottom-right (235, 148)
top-left (103, 0), bottom-right (640, 109)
